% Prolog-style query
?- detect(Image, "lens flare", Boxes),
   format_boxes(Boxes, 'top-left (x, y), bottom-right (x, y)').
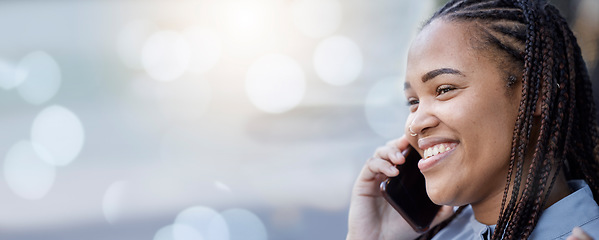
top-left (313, 36), bottom-right (363, 86)
top-left (31, 105), bottom-right (85, 166)
top-left (221, 208), bottom-right (267, 240)
top-left (4, 141), bottom-right (56, 200)
top-left (245, 54), bottom-right (305, 113)
top-left (365, 77), bottom-right (408, 138)
top-left (174, 206), bottom-right (229, 240)
top-left (142, 31), bottom-right (191, 82)
top-left (15, 51), bottom-right (61, 105)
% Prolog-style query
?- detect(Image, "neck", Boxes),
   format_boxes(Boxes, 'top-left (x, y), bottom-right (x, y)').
top-left (470, 171), bottom-right (571, 225)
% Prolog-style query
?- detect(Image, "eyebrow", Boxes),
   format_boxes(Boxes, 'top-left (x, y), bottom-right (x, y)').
top-left (404, 68), bottom-right (465, 90)
top-left (422, 68), bottom-right (464, 82)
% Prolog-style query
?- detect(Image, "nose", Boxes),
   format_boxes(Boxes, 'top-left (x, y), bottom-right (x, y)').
top-left (407, 106), bottom-right (439, 136)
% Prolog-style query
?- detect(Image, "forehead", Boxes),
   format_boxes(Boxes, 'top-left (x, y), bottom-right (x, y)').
top-left (406, 19), bottom-right (482, 81)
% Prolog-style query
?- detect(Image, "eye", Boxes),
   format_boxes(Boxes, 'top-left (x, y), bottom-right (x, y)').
top-left (436, 85), bottom-right (456, 96)
top-left (406, 98), bottom-right (419, 106)
top-left (406, 98), bottom-right (419, 112)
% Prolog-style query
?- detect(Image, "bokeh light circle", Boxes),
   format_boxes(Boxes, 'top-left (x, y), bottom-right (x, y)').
top-left (174, 206), bottom-right (229, 240)
top-left (117, 19), bottom-right (159, 70)
top-left (4, 141), bottom-right (56, 200)
top-left (173, 224), bottom-right (205, 240)
top-left (154, 225), bottom-right (176, 240)
top-left (364, 77), bottom-right (408, 138)
top-left (142, 31), bottom-right (191, 82)
top-left (0, 58), bottom-right (21, 90)
top-left (221, 208), bottom-right (268, 240)
top-left (31, 105), bottom-right (85, 166)
top-left (313, 36), bottom-right (363, 86)
top-left (246, 54), bottom-right (306, 114)
top-left (154, 224), bottom-right (204, 240)
top-left (291, 0), bottom-right (342, 38)
top-left (15, 51), bottom-right (61, 105)
top-left (102, 181), bottom-right (130, 225)
top-left (183, 27), bottom-right (221, 75)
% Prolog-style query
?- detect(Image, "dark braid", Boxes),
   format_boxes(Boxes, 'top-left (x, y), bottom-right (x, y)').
top-left (416, 0), bottom-right (599, 239)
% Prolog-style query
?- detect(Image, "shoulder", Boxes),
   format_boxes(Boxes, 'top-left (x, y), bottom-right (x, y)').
top-left (529, 180), bottom-right (599, 240)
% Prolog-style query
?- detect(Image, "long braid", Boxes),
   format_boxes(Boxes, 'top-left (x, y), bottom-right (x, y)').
top-left (419, 0), bottom-right (599, 239)
top-left (518, 4), bottom-right (558, 237)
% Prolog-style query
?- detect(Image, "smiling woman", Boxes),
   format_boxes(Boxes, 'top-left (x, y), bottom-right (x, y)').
top-left (347, 0), bottom-right (599, 240)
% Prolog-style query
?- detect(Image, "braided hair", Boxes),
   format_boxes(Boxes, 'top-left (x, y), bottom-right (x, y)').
top-left (416, 0), bottom-right (599, 239)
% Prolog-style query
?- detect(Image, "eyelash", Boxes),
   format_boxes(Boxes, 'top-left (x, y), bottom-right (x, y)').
top-left (436, 85), bottom-right (456, 95)
top-left (407, 99), bottom-right (419, 106)
top-left (406, 85), bottom-right (456, 106)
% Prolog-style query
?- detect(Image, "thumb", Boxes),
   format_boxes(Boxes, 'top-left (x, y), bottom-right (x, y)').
top-left (430, 205), bottom-right (455, 228)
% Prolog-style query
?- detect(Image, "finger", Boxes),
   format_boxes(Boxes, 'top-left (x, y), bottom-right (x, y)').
top-left (386, 135), bottom-right (412, 152)
top-left (363, 157), bottom-right (399, 180)
top-left (376, 136), bottom-right (412, 164)
top-left (374, 146), bottom-right (405, 165)
top-left (572, 227), bottom-right (593, 240)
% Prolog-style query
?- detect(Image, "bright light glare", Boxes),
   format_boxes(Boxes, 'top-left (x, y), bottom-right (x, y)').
top-left (313, 36), bottom-right (363, 86)
top-left (217, 1), bottom-right (274, 42)
top-left (31, 105), bottom-right (85, 166)
top-left (364, 77), bottom-right (408, 138)
top-left (102, 181), bottom-right (130, 225)
top-left (291, 0), bottom-right (342, 38)
top-left (174, 206), bottom-right (229, 240)
top-left (117, 19), bottom-right (158, 70)
top-left (221, 209), bottom-right (267, 240)
top-left (142, 31), bottom-right (191, 82)
top-left (184, 27), bottom-right (221, 74)
top-left (4, 141), bottom-right (56, 200)
top-left (246, 54), bottom-right (305, 114)
top-left (16, 51), bottom-right (61, 105)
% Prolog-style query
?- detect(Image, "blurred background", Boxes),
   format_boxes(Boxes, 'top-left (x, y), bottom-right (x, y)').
top-left (0, 0), bottom-right (597, 239)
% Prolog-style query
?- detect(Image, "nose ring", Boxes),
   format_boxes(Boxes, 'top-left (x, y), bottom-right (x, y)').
top-left (408, 125), bottom-right (417, 137)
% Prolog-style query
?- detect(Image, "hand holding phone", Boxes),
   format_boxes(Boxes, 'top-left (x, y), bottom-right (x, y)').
top-left (380, 146), bottom-right (441, 233)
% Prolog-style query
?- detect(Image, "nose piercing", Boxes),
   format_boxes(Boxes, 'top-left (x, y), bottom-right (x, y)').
top-left (409, 125), bottom-right (417, 137)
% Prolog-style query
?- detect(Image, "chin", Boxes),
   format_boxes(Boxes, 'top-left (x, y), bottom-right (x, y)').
top-left (425, 181), bottom-right (457, 206)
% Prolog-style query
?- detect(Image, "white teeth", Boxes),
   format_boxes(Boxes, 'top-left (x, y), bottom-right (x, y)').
top-left (439, 146), bottom-right (446, 153)
top-left (424, 144), bottom-right (452, 159)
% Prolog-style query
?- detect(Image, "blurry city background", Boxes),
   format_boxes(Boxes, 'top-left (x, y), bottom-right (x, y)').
top-left (0, 0), bottom-right (597, 239)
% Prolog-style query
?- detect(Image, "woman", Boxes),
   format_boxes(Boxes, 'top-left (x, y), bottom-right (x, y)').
top-left (347, 0), bottom-right (599, 239)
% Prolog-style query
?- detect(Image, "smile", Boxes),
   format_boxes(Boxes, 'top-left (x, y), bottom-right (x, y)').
top-left (423, 143), bottom-right (456, 159)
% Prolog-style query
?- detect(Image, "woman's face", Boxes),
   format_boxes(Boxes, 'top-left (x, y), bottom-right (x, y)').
top-left (404, 19), bottom-right (522, 207)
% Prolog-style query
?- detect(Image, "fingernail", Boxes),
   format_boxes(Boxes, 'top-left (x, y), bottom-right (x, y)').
top-left (396, 152), bottom-right (403, 161)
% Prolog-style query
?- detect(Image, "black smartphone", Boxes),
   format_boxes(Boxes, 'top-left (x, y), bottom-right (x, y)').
top-left (380, 146), bottom-right (441, 233)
